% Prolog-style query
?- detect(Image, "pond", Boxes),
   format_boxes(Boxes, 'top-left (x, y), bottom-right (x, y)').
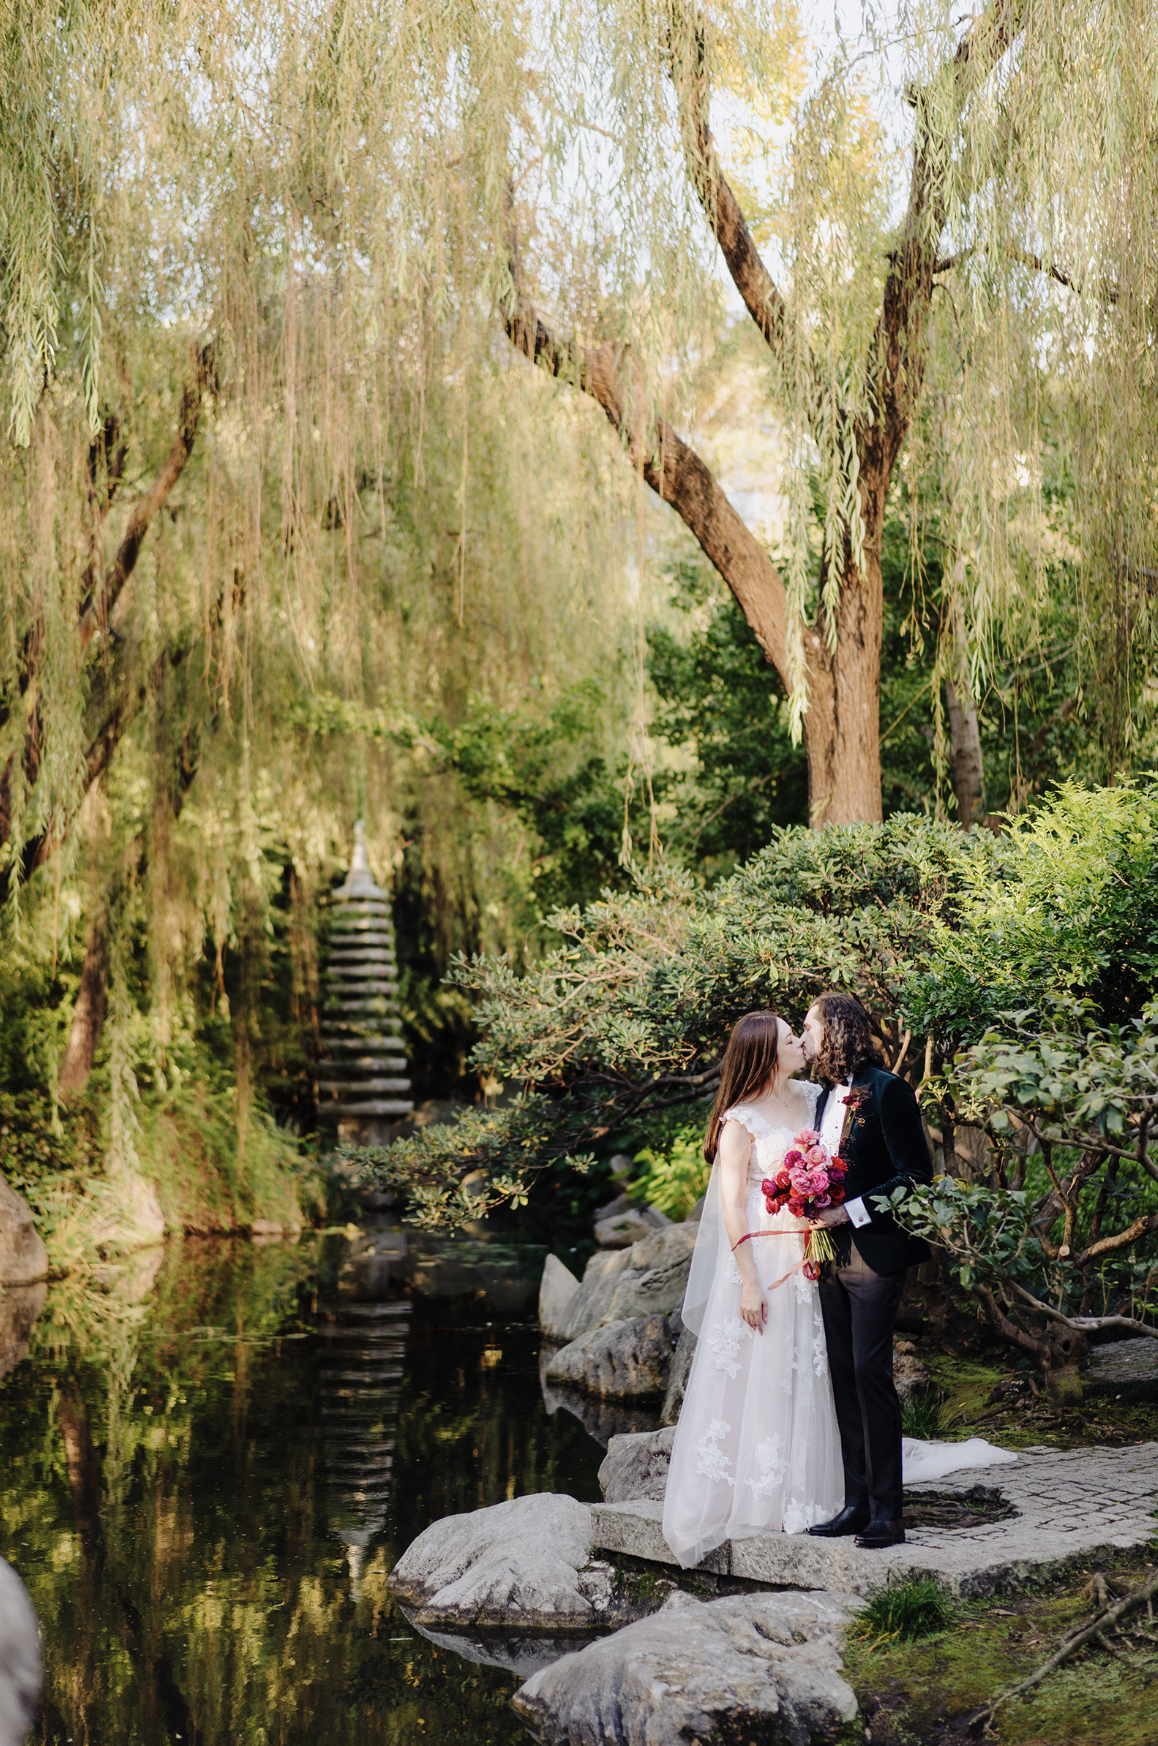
top-left (0, 1231), bottom-right (653, 1745)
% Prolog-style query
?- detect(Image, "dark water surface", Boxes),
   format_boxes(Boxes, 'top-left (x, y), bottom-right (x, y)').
top-left (0, 1234), bottom-right (610, 1746)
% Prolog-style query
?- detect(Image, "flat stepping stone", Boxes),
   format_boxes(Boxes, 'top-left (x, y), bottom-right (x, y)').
top-left (590, 1442), bottom-right (1158, 1598)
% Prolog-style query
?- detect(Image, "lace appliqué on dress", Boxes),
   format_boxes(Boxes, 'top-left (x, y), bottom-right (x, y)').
top-left (707, 1315), bottom-right (752, 1380)
top-left (747, 1435), bottom-right (787, 1499)
top-left (695, 1418), bottom-right (735, 1486)
top-left (783, 1498), bottom-right (829, 1535)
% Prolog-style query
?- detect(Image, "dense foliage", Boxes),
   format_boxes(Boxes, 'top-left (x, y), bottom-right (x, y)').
top-left (359, 783), bottom-right (1158, 1389)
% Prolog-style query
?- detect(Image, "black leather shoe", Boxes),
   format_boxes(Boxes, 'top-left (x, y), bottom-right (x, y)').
top-left (854, 1520), bottom-right (905, 1548)
top-left (807, 1505), bottom-right (870, 1539)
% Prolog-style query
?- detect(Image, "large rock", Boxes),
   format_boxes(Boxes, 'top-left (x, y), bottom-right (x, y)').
top-left (511, 1588), bottom-right (859, 1746)
top-left (604, 1224), bottom-right (699, 1323)
top-left (540, 1352), bottom-right (664, 1447)
top-left (557, 1249), bottom-right (634, 1341)
top-left (540, 1255), bottom-right (581, 1342)
top-left (0, 1558), bottom-right (41, 1746)
top-left (387, 1493), bottom-right (663, 1631)
top-left (598, 1426), bottom-right (675, 1503)
top-left (558, 1225), bottom-right (699, 1344)
top-left (594, 1202), bottom-right (671, 1249)
top-left (661, 1326), bottom-right (697, 1425)
top-left (544, 1316), bottom-right (676, 1399)
top-left (1086, 1335), bottom-right (1158, 1401)
top-left (0, 1177), bottom-right (47, 1289)
top-left (894, 1345), bottom-right (935, 1403)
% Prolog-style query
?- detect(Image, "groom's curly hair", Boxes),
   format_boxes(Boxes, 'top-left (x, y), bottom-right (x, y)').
top-left (810, 990), bottom-right (882, 1086)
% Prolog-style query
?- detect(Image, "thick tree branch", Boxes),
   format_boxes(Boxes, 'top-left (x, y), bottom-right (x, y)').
top-left (975, 1283), bottom-right (1048, 1358)
top-left (78, 342), bottom-right (216, 652)
top-left (668, 6), bottom-right (790, 368)
top-left (502, 290), bottom-right (792, 685)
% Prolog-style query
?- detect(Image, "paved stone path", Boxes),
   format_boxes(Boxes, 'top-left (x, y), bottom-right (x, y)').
top-left (591, 1442), bottom-right (1158, 1598)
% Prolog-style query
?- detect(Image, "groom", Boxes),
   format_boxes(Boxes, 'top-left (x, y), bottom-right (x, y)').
top-left (801, 991), bottom-right (932, 1549)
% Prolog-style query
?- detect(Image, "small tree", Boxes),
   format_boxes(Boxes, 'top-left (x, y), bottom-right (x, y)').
top-left (900, 1008), bottom-right (1158, 1403)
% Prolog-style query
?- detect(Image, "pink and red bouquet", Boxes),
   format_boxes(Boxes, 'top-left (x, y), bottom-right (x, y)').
top-left (762, 1128), bottom-right (848, 1278)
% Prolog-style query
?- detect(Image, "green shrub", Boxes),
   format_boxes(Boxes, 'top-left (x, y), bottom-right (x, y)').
top-left (629, 1133), bottom-right (710, 1221)
top-left (854, 1577), bottom-right (955, 1641)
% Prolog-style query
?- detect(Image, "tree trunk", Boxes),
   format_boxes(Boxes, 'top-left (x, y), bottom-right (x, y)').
top-left (801, 537), bottom-right (885, 827)
top-left (58, 917), bottom-right (109, 1100)
top-left (1041, 1322), bottom-right (1088, 1407)
top-left (945, 674), bottom-right (986, 827)
top-left (944, 603), bottom-right (987, 826)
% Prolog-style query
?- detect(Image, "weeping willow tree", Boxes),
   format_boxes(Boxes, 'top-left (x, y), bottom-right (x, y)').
top-left (0, 0), bottom-right (1157, 1226)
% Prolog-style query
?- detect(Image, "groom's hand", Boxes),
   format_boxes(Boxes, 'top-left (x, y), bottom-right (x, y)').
top-left (810, 1206), bottom-right (850, 1228)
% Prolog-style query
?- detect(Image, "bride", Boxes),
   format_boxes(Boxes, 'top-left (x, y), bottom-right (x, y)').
top-left (662, 1009), bottom-right (842, 1567)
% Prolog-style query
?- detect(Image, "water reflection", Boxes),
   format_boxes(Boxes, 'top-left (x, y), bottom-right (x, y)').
top-left (0, 1233), bottom-right (605, 1744)
top-left (315, 1299), bottom-right (411, 1594)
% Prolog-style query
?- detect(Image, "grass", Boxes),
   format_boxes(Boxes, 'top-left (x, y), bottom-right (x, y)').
top-left (900, 1392), bottom-right (944, 1439)
top-left (852, 1577), bottom-right (956, 1644)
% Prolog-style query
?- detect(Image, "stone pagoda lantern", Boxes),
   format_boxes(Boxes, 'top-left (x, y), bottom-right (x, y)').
top-left (316, 822), bottom-right (413, 1146)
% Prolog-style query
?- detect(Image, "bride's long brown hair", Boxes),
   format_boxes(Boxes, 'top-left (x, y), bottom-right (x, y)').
top-left (703, 1011), bottom-right (785, 1163)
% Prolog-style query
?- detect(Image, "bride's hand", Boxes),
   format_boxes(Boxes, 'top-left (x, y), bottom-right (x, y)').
top-left (740, 1281), bottom-right (767, 1333)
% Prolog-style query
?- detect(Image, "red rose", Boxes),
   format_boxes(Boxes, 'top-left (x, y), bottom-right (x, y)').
top-left (787, 1198), bottom-right (807, 1219)
top-left (829, 1185), bottom-right (846, 1204)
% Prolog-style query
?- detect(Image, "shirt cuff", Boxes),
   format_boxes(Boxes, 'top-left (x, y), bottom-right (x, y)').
top-left (845, 1196), bottom-right (871, 1228)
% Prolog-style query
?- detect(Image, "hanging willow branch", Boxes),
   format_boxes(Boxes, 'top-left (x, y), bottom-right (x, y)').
top-left (0, 340), bottom-right (216, 877)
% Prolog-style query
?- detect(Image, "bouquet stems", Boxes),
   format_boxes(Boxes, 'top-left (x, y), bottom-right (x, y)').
top-left (804, 1226), bottom-right (835, 1269)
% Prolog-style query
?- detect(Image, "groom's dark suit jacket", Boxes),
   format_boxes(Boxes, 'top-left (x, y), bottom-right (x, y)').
top-left (817, 1065), bottom-right (932, 1275)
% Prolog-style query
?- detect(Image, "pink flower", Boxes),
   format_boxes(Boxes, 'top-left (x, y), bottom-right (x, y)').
top-left (783, 1149), bottom-right (803, 1170)
top-left (795, 1129), bottom-right (820, 1146)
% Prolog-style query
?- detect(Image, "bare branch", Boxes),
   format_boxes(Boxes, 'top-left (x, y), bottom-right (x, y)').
top-left (971, 1565), bottom-right (1158, 1732)
top-left (1006, 1278), bottom-right (1158, 1341)
top-left (1008, 243), bottom-right (1120, 305)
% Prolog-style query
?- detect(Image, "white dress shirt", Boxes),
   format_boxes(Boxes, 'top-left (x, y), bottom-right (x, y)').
top-left (818, 1079), bottom-right (871, 1228)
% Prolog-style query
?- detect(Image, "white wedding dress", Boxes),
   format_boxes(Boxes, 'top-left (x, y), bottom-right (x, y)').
top-left (662, 1091), bottom-right (1016, 1569)
top-left (663, 1090), bottom-right (843, 1567)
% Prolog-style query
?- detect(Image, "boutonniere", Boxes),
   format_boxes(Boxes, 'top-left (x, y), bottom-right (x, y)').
top-left (840, 1084), bottom-right (872, 1143)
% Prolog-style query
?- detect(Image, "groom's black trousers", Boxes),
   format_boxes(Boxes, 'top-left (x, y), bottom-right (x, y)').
top-left (818, 1244), bottom-right (906, 1525)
